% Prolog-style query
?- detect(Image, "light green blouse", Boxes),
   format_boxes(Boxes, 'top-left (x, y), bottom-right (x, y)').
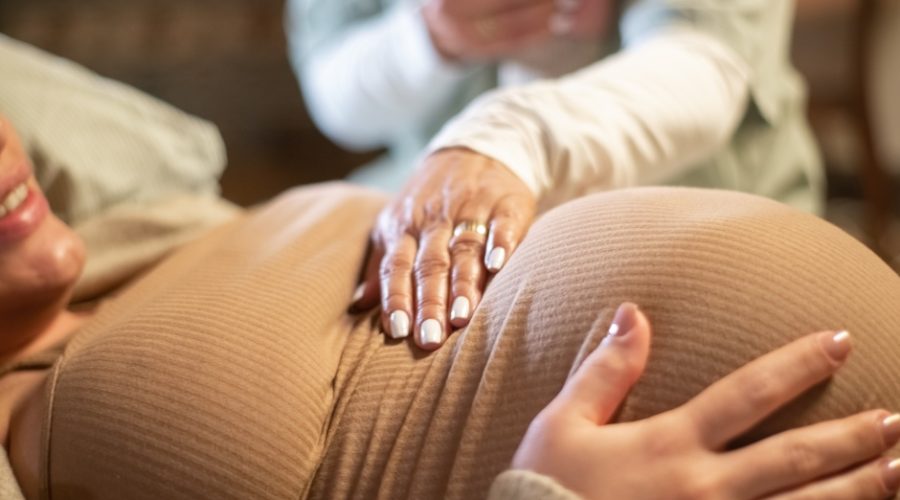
top-left (288, 0), bottom-right (823, 214)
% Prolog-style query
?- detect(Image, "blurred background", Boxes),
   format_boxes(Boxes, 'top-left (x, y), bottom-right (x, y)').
top-left (0, 0), bottom-right (897, 269)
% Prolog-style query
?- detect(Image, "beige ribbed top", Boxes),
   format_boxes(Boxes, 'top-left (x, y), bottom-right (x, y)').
top-left (30, 184), bottom-right (900, 500)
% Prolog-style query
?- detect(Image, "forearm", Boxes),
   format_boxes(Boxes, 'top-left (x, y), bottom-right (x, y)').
top-left (288, 1), bottom-right (470, 150)
top-left (427, 29), bottom-right (750, 207)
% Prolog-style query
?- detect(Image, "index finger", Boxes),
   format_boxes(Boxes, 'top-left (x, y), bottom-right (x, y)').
top-left (683, 330), bottom-right (852, 450)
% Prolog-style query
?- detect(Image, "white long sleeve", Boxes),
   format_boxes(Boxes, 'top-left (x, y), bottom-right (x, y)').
top-left (287, 0), bottom-right (470, 151)
top-left (427, 29), bottom-right (752, 210)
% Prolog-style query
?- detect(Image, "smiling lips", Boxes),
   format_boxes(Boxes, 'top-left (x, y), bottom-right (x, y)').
top-left (0, 182), bottom-right (28, 217)
top-left (0, 179), bottom-right (49, 246)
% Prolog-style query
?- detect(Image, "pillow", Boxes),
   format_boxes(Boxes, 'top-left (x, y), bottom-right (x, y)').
top-left (0, 34), bottom-right (227, 225)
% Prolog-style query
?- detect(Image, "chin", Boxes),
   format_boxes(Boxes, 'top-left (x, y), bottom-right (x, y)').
top-left (0, 212), bottom-right (86, 308)
top-left (32, 215), bottom-right (86, 295)
top-left (0, 214), bottom-right (85, 353)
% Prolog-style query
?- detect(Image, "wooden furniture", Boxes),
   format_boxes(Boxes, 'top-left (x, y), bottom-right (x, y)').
top-left (794, 0), bottom-right (893, 257)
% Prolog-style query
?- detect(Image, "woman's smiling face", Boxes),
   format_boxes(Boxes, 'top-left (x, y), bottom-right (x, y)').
top-left (0, 114), bottom-right (84, 355)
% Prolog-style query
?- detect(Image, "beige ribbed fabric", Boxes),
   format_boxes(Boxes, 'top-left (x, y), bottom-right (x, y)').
top-left (39, 184), bottom-right (900, 499)
top-left (71, 195), bottom-right (240, 302)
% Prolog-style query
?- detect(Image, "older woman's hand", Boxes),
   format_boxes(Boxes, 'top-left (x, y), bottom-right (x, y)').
top-left (353, 148), bottom-right (536, 349)
top-left (509, 303), bottom-right (900, 499)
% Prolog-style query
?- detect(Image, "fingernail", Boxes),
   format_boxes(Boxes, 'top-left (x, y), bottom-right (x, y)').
top-left (608, 302), bottom-right (639, 338)
top-left (882, 458), bottom-right (900, 493)
top-left (352, 284), bottom-right (365, 304)
top-left (884, 413), bottom-right (900, 445)
top-left (822, 330), bottom-right (852, 361)
top-left (389, 310), bottom-right (410, 339)
top-left (420, 319), bottom-right (444, 348)
top-left (486, 247), bottom-right (506, 272)
top-left (549, 13), bottom-right (575, 35)
top-left (450, 296), bottom-right (471, 323)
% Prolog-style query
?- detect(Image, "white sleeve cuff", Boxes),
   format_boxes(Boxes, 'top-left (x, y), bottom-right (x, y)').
top-left (487, 470), bottom-right (582, 500)
top-left (300, 1), bottom-right (471, 149)
top-left (427, 29), bottom-right (750, 208)
top-left (391, 2), bottom-right (469, 91)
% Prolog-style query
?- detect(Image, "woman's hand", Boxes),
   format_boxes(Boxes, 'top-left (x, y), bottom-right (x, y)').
top-left (422, 0), bottom-right (616, 62)
top-left (512, 303), bottom-right (900, 499)
top-left (422, 0), bottom-right (558, 62)
top-left (353, 148), bottom-right (536, 350)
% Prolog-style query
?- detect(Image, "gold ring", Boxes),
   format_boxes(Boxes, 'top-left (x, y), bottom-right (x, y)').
top-left (452, 220), bottom-right (488, 239)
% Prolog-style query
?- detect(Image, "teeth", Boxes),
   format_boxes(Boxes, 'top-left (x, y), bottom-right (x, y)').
top-left (0, 183), bottom-right (28, 217)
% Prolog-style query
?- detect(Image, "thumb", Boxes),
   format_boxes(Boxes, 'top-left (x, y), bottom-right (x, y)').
top-left (555, 302), bottom-right (651, 424)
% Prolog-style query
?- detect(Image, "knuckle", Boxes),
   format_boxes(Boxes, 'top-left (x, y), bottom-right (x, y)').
top-left (783, 438), bottom-right (824, 477)
top-left (422, 201), bottom-right (450, 226)
top-left (641, 415), bottom-right (692, 457)
top-left (450, 184), bottom-right (478, 203)
top-left (416, 295), bottom-right (446, 310)
top-left (669, 461), bottom-right (729, 500)
top-left (451, 271), bottom-right (479, 290)
top-left (852, 414), bottom-right (887, 452)
top-left (450, 239), bottom-right (485, 258)
top-left (529, 404), bottom-right (569, 437)
top-left (384, 291), bottom-right (409, 306)
top-left (739, 372), bottom-right (781, 411)
top-left (414, 255), bottom-right (450, 279)
top-left (582, 349), bottom-right (634, 385)
top-left (679, 475), bottom-right (727, 500)
top-left (802, 334), bottom-right (837, 373)
top-left (380, 253), bottom-right (414, 277)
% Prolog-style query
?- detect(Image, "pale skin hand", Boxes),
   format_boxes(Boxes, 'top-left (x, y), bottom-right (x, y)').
top-left (422, 0), bottom-right (616, 62)
top-left (513, 303), bottom-right (900, 500)
top-left (547, 0), bottom-right (615, 41)
top-left (353, 148), bottom-right (536, 350)
top-left (422, 0), bottom-right (558, 62)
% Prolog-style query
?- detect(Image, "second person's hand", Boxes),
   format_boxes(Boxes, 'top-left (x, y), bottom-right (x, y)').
top-left (422, 0), bottom-right (558, 62)
top-left (510, 304), bottom-right (900, 499)
top-left (353, 148), bottom-right (536, 350)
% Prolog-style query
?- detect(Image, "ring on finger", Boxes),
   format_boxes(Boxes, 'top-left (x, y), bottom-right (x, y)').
top-left (452, 220), bottom-right (488, 240)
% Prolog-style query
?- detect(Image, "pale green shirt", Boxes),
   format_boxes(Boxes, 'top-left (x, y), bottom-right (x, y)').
top-left (287, 0), bottom-right (823, 214)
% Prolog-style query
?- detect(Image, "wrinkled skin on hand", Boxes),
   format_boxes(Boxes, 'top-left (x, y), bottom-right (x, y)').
top-left (353, 148), bottom-right (536, 350)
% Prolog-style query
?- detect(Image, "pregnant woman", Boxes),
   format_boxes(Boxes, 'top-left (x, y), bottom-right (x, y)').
top-left (2, 111), bottom-right (900, 499)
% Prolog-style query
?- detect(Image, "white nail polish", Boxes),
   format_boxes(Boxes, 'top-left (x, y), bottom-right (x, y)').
top-left (352, 284), bottom-right (365, 303)
top-left (420, 319), bottom-right (444, 347)
top-left (549, 13), bottom-right (575, 35)
top-left (450, 296), bottom-right (471, 322)
top-left (486, 247), bottom-right (506, 272)
top-left (389, 310), bottom-right (410, 339)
